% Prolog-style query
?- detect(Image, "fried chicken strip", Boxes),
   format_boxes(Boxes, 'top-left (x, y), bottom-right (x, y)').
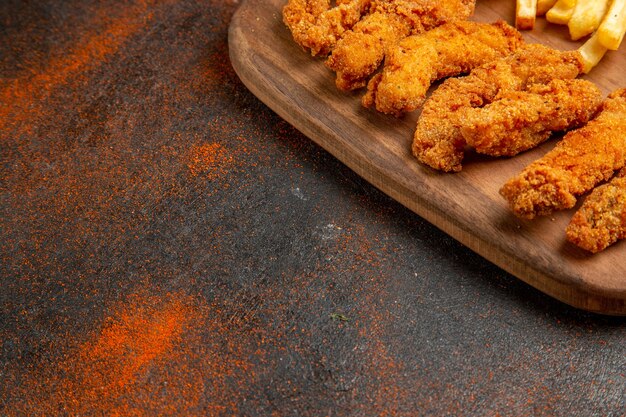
top-left (283, 0), bottom-right (372, 57)
top-left (566, 169), bottom-right (626, 253)
top-left (500, 89), bottom-right (626, 220)
top-left (459, 79), bottom-right (602, 157)
top-left (362, 20), bottom-right (523, 116)
top-left (413, 45), bottom-right (584, 172)
top-left (325, 0), bottom-right (475, 91)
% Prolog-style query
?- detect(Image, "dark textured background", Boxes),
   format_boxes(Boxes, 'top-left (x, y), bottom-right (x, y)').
top-left (1, 0), bottom-right (624, 415)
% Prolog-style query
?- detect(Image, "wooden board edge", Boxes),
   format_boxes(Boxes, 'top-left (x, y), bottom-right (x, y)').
top-left (227, 4), bottom-right (626, 316)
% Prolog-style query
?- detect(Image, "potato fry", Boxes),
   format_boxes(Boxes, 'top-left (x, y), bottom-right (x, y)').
top-left (568, 0), bottom-right (610, 40)
top-left (578, 31), bottom-right (608, 73)
top-left (597, 0), bottom-right (626, 50)
top-left (546, 0), bottom-right (577, 25)
top-left (517, 0), bottom-right (537, 29)
top-left (537, 0), bottom-right (557, 16)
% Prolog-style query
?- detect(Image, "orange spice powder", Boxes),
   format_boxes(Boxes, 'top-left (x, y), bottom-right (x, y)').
top-left (56, 291), bottom-right (195, 415)
top-left (0, 0), bottom-right (155, 133)
top-left (5, 290), bottom-right (197, 416)
top-left (187, 142), bottom-right (235, 181)
top-left (8, 287), bottom-right (262, 416)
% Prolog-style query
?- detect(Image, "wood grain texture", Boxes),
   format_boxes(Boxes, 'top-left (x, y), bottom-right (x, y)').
top-left (228, 0), bottom-right (626, 314)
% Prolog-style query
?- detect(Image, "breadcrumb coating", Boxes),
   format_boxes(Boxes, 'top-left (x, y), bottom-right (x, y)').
top-left (326, 0), bottom-right (475, 91)
top-left (283, 0), bottom-right (372, 57)
top-left (500, 89), bottom-right (626, 220)
top-left (459, 79), bottom-right (602, 157)
top-left (361, 20), bottom-right (523, 116)
top-left (413, 44), bottom-right (584, 172)
top-left (566, 169), bottom-right (626, 253)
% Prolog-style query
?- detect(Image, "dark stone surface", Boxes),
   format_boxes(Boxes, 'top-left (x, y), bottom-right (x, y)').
top-left (1, 0), bottom-right (624, 415)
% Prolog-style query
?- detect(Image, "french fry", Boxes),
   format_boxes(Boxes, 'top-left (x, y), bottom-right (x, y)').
top-left (578, 31), bottom-right (609, 73)
top-left (546, 0), bottom-right (577, 25)
top-left (517, 0), bottom-right (538, 29)
top-left (537, 0), bottom-right (557, 16)
top-left (568, 0), bottom-right (610, 41)
top-left (597, 0), bottom-right (626, 50)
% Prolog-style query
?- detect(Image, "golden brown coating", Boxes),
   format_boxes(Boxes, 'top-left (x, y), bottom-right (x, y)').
top-left (500, 89), bottom-right (626, 220)
top-left (459, 79), bottom-right (602, 157)
top-left (325, 0), bottom-right (475, 91)
top-left (361, 20), bottom-right (523, 116)
top-left (413, 45), bottom-right (584, 172)
top-left (566, 169), bottom-right (626, 253)
top-left (283, 0), bottom-right (372, 57)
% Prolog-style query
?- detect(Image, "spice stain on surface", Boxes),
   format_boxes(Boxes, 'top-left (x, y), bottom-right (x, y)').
top-left (187, 142), bottom-right (235, 181)
top-left (0, 0), bottom-right (155, 132)
top-left (7, 291), bottom-right (199, 416)
top-left (6, 286), bottom-right (265, 416)
top-left (77, 293), bottom-right (190, 392)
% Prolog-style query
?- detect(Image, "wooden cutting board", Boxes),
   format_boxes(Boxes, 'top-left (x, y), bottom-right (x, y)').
top-left (228, 0), bottom-right (626, 315)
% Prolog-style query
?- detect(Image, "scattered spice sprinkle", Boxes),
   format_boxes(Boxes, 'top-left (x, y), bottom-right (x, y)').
top-left (187, 142), bottom-right (235, 180)
top-left (8, 290), bottom-right (196, 415)
top-left (8, 288), bottom-right (260, 416)
top-left (0, 0), bottom-right (157, 134)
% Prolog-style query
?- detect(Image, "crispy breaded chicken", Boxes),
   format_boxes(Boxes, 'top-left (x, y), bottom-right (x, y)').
top-left (413, 45), bottom-right (584, 172)
top-left (459, 79), bottom-right (602, 157)
top-left (361, 20), bottom-right (523, 115)
top-left (283, 0), bottom-right (372, 57)
top-left (500, 89), bottom-right (626, 220)
top-left (325, 0), bottom-right (475, 91)
top-left (566, 169), bottom-right (626, 253)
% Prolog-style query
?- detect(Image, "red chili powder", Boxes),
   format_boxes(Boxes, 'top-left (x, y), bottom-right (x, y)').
top-left (60, 291), bottom-right (194, 415)
top-left (8, 287), bottom-right (261, 416)
top-left (333, 221), bottom-right (421, 416)
top-left (5, 290), bottom-right (195, 416)
top-left (187, 142), bottom-right (235, 181)
top-left (0, 0), bottom-right (155, 132)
